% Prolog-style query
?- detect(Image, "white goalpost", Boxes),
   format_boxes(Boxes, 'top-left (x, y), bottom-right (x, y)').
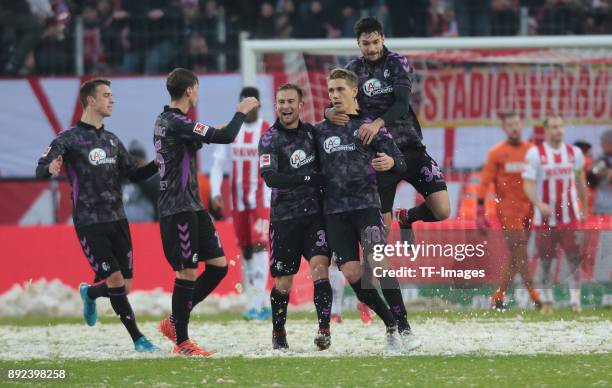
top-left (241, 35), bottom-right (612, 87)
top-left (239, 34), bottom-right (612, 221)
top-left (240, 35), bottom-right (612, 162)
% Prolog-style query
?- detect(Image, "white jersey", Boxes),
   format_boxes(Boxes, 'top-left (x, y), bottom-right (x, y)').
top-left (211, 118), bottom-right (271, 212)
top-left (522, 142), bottom-right (584, 227)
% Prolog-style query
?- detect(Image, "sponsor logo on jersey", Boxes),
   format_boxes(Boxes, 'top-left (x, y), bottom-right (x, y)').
top-left (192, 253), bottom-right (199, 264)
top-left (363, 78), bottom-right (393, 97)
top-left (41, 146), bottom-right (51, 157)
top-left (323, 136), bottom-right (355, 153)
top-left (101, 262), bottom-right (110, 272)
top-left (88, 148), bottom-right (116, 166)
top-left (504, 162), bottom-right (525, 173)
top-left (383, 69), bottom-right (390, 78)
top-left (290, 149), bottom-right (315, 168)
top-left (545, 166), bottom-right (573, 178)
top-left (193, 122), bottom-right (209, 137)
top-left (154, 124), bottom-right (166, 137)
top-left (260, 154), bottom-right (271, 167)
top-left (232, 147), bottom-right (259, 157)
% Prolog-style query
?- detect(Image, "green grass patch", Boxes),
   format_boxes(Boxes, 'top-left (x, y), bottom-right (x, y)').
top-left (1, 354), bottom-right (610, 387)
top-left (1, 307), bottom-right (610, 327)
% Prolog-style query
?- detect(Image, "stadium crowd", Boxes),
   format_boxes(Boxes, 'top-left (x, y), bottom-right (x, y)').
top-left (1, 0), bottom-right (611, 76)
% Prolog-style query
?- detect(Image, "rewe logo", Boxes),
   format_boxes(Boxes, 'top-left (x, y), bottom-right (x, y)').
top-left (363, 78), bottom-right (393, 97)
top-left (290, 149), bottom-right (315, 168)
top-left (323, 136), bottom-right (355, 154)
top-left (88, 148), bottom-right (116, 166)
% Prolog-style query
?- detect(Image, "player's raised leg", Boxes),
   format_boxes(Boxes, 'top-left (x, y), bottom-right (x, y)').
top-left (394, 187), bottom-right (450, 243)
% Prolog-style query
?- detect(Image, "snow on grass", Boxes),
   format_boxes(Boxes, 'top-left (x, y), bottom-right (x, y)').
top-left (1, 279), bottom-right (610, 360)
top-left (0, 279), bottom-right (250, 316)
top-left (1, 318), bottom-right (610, 360)
top-left (0, 279), bottom-right (317, 317)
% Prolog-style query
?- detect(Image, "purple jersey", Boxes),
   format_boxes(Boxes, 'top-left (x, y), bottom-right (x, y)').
top-left (313, 114), bottom-right (406, 214)
top-left (154, 106), bottom-right (246, 217)
top-left (258, 120), bottom-right (322, 221)
top-left (346, 47), bottom-right (423, 151)
top-left (36, 121), bottom-right (142, 227)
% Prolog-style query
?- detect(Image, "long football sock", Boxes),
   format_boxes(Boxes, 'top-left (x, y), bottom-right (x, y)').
top-left (108, 286), bottom-right (143, 342)
top-left (87, 282), bottom-right (109, 299)
top-left (251, 250), bottom-right (269, 310)
top-left (313, 279), bottom-right (332, 330)
top-left (242, 257), bottom-right (255, 310)
top-left (406, 202), bottom-right (438, 224)
top-left (349, 279), bottom-right (395, 327)
top-left (172, 278), bottom-right (195, 344)
top-left (379, 275), bottom-right (410, 332)
top-left (191, 265), bottom-right (228, 310)
top-left (329, 264), bottom-right (345, 316)
top-left (540, 257), bottom-right (554, 304)
top-left (567, 254), bottom-right (581, 305)
top-left (270, 287), bottom-right (289, 331)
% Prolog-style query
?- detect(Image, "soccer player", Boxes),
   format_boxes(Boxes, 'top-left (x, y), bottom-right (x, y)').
top-left (522, 115), bottom-right (588, 313)
top-left (36, 78), bottom-right (159, 352)
top-left (154, 68), bottom-right (259, 356)
top-left (211, 87), bottom-right (271, 321)
top-left (476, 112), bottom-right (541, 309)
top-left (315, 68), bottom-right (420, 350)
top-left (258, 83), bottom-right (332, 350)
top-left (325, 16), bottom-right (450, 241)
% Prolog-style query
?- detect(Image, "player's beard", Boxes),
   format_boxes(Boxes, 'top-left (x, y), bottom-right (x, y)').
top-left (365, 48), bottom-right (383, 62)
top-left (280, 112), bottom-right (298, 127)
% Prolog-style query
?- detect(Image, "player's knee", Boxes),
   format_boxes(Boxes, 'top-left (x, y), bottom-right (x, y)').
top-left (105, 271), bottom-right (125, 288)
top-left (124, 280), bottom-right (132, 294)
top-left (341, 262), bottom-right (362, 284)
top-left (242, 245), bottom-right (254, 260)
top-left (310, 258), bottom-right (330, 281)
top-left (252, 242), bottom-right (267, 253)
top-left (176, 268), bottom-right (197, 281)
top-left (427, 191), bottom-right (451, 221)
top-left (274, 276), bottom-right (293, 293)
top-left (433, 201), bottom-right (451, 221)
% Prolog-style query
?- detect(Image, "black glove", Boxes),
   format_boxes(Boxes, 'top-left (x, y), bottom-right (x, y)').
top-left (303, 173), bottom-right (326, 187)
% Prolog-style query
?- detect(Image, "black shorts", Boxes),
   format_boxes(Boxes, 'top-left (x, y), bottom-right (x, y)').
top-left (160, 210), bottom-right (225, 271)
top-left (377, 146), bottom-right (448, 214)
top-left (325, 208), bottom-right (387, 267)
top-left (75, 219), bottom-right (133, 282)
top-left (269, 214), bottom-right (330, 277)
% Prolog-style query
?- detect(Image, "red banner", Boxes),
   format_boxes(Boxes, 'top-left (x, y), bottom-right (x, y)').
top-left (420, 67), bottom-right (612, 126)
top-left (0, 222), bottom-right (317, 305)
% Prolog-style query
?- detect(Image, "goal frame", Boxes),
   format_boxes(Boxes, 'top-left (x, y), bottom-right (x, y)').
top-left (240, 35), bottom-right (612, 86)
